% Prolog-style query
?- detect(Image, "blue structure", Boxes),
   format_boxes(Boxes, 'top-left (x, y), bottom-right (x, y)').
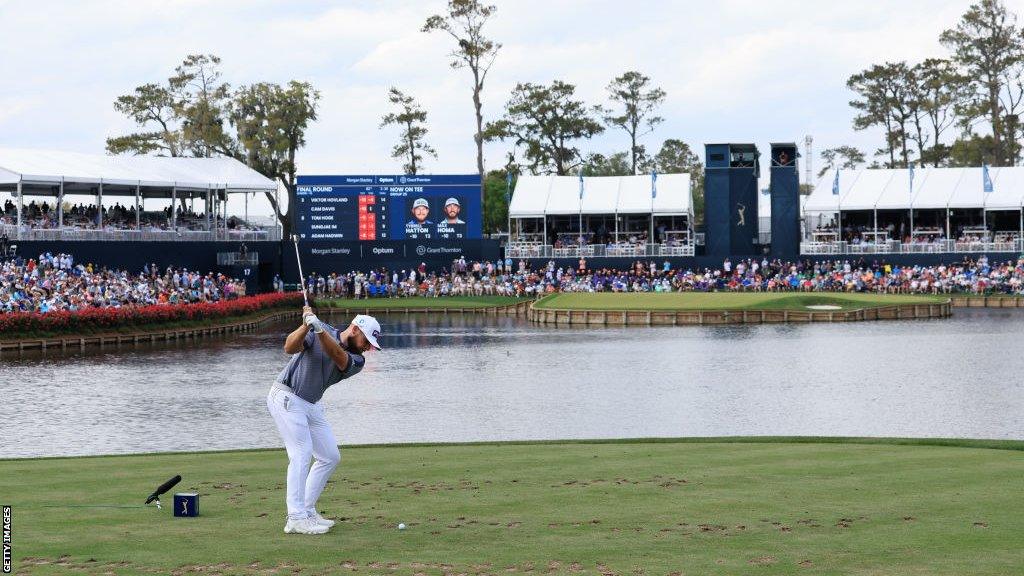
top-left (704, 144), bottom-right (760, 258)
top-left (769, 143), bottom-right (800, 259)
top-left (173, 493), bottom-right (199, 517)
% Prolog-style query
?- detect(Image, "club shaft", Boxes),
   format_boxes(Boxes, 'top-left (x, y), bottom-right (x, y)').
top-left (291, 235), bottom-right (309, 306)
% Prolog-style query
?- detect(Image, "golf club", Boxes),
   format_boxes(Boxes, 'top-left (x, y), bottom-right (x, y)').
top-left (145, 474), bottom-right (182, 508)
top-left (291, 234), bottom-right (309, 307)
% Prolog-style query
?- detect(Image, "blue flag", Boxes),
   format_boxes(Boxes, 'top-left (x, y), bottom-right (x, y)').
top-left (832, 170), bottom-right (840, 196)
top-left (651, 170), bottom-right (657, 199)
top-left (908, 162), bottom-right (914, 196)
top-left (505, 171), bottom-right (512, 205)
top-left (983, 163), bottom-right (994, 193)
top-left (578, 170), bottom-right (584, 200)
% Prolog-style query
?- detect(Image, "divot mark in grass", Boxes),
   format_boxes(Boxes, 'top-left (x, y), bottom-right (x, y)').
top-left (749, 556), bottom-right (777, 565)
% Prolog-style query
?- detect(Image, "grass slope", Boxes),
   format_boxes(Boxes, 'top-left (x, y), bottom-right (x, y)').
top-left (3, 439), bottom-right (1022, 575)
top-left (534, 292), bottom-right (946, 312)
top-left (317, 296), bottom-right (524, 310)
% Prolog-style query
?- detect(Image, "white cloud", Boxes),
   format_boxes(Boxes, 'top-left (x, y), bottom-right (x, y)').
top-left (1, 0), bottom-right (1021, 216)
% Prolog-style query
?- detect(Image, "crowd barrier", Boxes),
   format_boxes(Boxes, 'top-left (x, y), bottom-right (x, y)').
top-left (1, 224), bottom-right (280, 242)
top-left (800, 239), bottom-right (1023, 255)
top-left (506, 243), bottom-right (696, 259)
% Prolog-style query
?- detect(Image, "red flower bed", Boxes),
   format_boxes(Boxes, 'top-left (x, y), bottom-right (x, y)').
top-left (0, 293), bottom-right (303, 338)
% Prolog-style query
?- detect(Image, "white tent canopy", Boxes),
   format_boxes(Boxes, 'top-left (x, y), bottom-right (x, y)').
top-left (0, 148), bottom-right (277, 194)
top-left (509, 173), bottom-right (692, 217)
top-left (805, 166), bottom-right (1024, 212)
top-left (507, 175), bottom-right (552, 218)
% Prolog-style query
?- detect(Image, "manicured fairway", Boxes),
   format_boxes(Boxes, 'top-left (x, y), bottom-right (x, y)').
top-left (534, 292), bottom-right (947, 311)
top-left (3, 438), bottom-right (1022, 575)
top-left (317, 296), bottom-right (524, 309)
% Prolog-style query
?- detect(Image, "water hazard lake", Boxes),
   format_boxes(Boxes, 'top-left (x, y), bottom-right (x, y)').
top-left (2, 308), bottom-right (1022, 458)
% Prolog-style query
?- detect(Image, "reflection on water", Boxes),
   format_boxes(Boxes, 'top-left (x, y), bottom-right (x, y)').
top-left (2, 309), bottom-right (1023, 458)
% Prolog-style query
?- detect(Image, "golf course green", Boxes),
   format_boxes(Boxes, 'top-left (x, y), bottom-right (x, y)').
top-left (533, 292), bottom-right (948, 312)
top-left (4, 438), bottom-right (1022, 575)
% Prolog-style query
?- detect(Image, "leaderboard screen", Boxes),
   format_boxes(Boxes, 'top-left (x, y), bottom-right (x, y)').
top-left (294, 174), bottom-right (482, 241)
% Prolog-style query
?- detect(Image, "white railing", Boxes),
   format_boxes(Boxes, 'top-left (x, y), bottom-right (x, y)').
top-left (1, 224), bottom-right (281, 242)
top-left (505, 243), bottom-right (696, 258)
top-left (216, 252), bottom-right (259, 266)
top-left (801, 239), bottom-right (1023, 255)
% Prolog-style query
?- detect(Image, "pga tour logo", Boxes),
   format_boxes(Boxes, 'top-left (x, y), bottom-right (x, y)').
top-left (416, 245), bottom-right (427, 256)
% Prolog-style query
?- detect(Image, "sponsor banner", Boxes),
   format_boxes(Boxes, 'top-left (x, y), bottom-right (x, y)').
top-left (296, 240), bottom-right (499, 270)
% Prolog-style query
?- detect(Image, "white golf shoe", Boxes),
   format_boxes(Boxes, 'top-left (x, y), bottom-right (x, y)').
top-left (309, 511), bottom-right (336, 528)
top-left (283, 517), bottom-right (329, 535)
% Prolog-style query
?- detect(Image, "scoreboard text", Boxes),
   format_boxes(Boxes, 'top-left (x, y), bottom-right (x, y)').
top-left (295, 175), bottom-right (481, 242)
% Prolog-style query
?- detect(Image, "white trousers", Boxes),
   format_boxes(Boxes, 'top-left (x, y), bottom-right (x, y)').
top-left (267, 386), bottom-right (341, 520)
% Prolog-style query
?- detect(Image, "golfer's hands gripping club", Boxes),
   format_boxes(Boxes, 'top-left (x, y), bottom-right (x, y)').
top-left (304, 313), bottom-right (324, 334)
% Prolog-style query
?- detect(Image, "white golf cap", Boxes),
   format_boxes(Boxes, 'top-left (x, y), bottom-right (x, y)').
top-left (352, 314), bottom-right (382, 350)
top-left (413, 198), bottom-right (429, 209)
top-left (444, 197), bottom-right (460, 207)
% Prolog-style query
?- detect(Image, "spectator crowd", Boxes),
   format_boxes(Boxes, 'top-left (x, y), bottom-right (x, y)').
top-left (0, 252), bottom-right (248, 313)
top-left (5, 249), bottom-right (1022, 316)
top-left (1, 200), bottom-right (261, 233)
top-left (281, 254), bottom-right (1024, 299)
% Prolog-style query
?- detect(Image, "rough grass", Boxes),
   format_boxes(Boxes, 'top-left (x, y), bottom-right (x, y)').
top-left (534, 292), bottom-right (947, 312)
top-left (3, 438), bottom-right (1023, 575)
top-left (316, 296), bottom-right (525, 309)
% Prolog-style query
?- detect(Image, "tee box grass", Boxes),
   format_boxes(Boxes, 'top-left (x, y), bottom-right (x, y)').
top-left (2, 438), bottom-right (1022, 575)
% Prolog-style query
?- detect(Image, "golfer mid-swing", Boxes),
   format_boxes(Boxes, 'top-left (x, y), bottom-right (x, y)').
top-left (268, 306), bottom-right (381, 534)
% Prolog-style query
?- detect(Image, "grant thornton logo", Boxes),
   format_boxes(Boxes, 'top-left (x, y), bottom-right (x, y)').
top-left (416, 245), bottom-right (427, 256)
top-left (400, 176), bottom-right (407, 184)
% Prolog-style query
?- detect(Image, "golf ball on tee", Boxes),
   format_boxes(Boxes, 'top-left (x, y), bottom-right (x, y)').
top-left (398, 523), bottom-right (406, 530)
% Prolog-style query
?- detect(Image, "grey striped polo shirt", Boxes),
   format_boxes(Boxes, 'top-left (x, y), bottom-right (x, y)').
top-left (275, 322), bottom-right (365, 403)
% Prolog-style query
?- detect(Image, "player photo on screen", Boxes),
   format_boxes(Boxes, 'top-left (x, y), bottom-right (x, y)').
top-left (405, 197), bottom-right (433, 238)
top-left (436, 196), bottom-right (466, 239)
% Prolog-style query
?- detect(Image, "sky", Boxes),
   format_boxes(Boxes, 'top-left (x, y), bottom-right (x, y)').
top-left (1, 0), bottom-right (1020, 217)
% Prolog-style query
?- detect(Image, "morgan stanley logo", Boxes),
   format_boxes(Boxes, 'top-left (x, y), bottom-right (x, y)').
top-left (416, 245), bottom-right (427, 256)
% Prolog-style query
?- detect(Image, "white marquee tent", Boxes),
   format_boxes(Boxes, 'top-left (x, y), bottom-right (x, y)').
top-left (0, 148), bottom-right (276, 193)
top-left (0, 148), bottom-right (278, 231)
top-left (804, 166), bottom-right (1024, 213)
top-left (803, 166), bottom-right (1024, 245)
top-left (509, 173), bottom-right (692, 218)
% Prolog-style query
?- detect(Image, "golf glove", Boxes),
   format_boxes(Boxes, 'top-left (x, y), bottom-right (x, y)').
top-left (304, 314), bottom-right (324, 333)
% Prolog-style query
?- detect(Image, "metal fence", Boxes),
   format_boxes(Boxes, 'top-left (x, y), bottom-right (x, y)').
top-left (505, 243), bottom-right (696, 259)
top-left (216, 252), bottom-right (259, 266)
top-left (800, 239), bottom-right (1024, 255)
top-left (1, 224), bottom-right (281, 242)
